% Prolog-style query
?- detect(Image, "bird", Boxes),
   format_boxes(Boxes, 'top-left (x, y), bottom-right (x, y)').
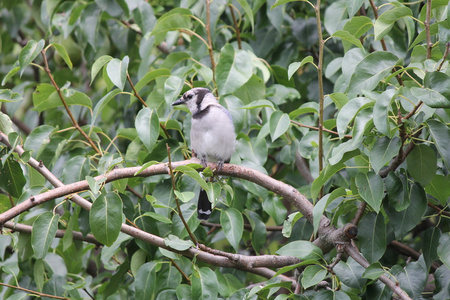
top-left (172, 87), bottom-right (236, 220)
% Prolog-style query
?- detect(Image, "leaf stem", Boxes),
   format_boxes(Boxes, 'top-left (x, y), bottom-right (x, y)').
top-left (425, 0), bottom-right (432, 59)
top-left (205, 0), bottom-right (217, 90)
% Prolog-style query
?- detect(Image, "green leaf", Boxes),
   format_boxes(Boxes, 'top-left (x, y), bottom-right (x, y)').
top-left (336, 97), bottom-right (372, 138)
top-left (0, 89), bottom-right (23, 103)
top-left (331, 30), bottom-right (363, 49)
top-left (437, 233), bottom-right (450, 270)
top-left (423, 227), bottom-right (441, 269)
top-left (313, 188), bottom-right (347, 234)
top-left (164, 75), bottom-right (184, 104)
top-left (1, 63), bottom-right (20, 86)
top-left (427, 120), bottom-right (450, 170)
top-left (374, 7), bottom-right (413, 41)
top-left (24, 125), bottom-right (54, 158)
top-left (334, 258), bottom-right (366, 289)
top-left (355, 171), bottom-right (384, 213)
top-left (31, 212), bottom-right (60, 259)
top-left (164, 234), bottom-right (195, 251)
top-left (135, 107), bottom-right (159, 152)
top-left (425, 174), bottom-right (450, 206)
top-left (411, 87), bottom-right (450, 108)
top-left (174, 191), bottom-right (195, 203)
top-left (424, 71), bottom-right (450, 102)
top-left (408, 23), bottom-right (439, 50)
top-left (406, 144), bottom-right (437, 187)
top-left (150, 8), bottom-right (192, 37)
top-left (143, 212), bottom-right (173, 224)
top-left (191, 267), bottom-right (219, 300)
top-left (346, 0), bottom-right (365, 18)
top-left (241, 100), bottom-right (275, 110)
top-left (367, 89), bottom-right (395, 136)
top-left (384, 183), bottom-right (427, 238)
top-left (236, 0), bottom-right (254, 32)
top-left (276, 241), bottom-right (323, 261)
top-left (0, 157), bottom-right (26, 198)
top-left (287, 56), bottom-right (314, 79)
top-left (311, 150), bottom-right (360, 200)
top-left (106, 56), bottom-right (129, 91)
top-left (347, 52), bottom-right (399, 95)
top-left (271, 0), bottom-right (311, 9)
top-left (134, 69), bottom-right (171, 93)
top-left (215, 44), bottom-right (253, 96)
top-left (91, 89), bottom-right (121, 127)
top-left (89, 192), bottom-right (123, 247)
top-left (391, 260), bottom-right (427, 299)
top-left (269, 111), bottom-right (290, 142)
top-left (91, 55), bottom-right (113, 84)
top-left (358, 213), bottom-right (386, 263)
top-left (62, 156), bottom-right (90, 184)
top-left (135, 262), bottom-right (157, 300)
top-left (0, 112), bottom-right (14, 136)
top-left (174, 165), bottom-right (208, 190)
top-left (32, 84), bottom-right (92, 112)
top-left (220, 208), bottom-right (244, 252)
top-left (193, 64), bottom-right (213, 85)
top-left (301, 265), bottom-right (327, 289)
top-left (369, 137), bottom-right (401, 174)
top-left (362, 262), bottom-right (385, 280)
top-left (19, 39), bottom-right (45, 76)
top-left (51, 43), bottom-right (73, 70)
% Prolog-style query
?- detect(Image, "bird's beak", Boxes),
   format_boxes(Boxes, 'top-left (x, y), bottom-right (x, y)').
top-left (172, 98), bottom-right (185, 106)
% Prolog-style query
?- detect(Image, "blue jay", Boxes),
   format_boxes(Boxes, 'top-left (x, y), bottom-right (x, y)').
top-left (172, 88), bottom-right (236, 220)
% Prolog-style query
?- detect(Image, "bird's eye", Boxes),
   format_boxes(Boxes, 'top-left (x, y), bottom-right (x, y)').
top-left (186, 94), bottom-right (193, 100)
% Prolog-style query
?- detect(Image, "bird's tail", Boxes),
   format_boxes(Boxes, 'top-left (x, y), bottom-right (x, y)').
top-left (197, 189), bottom-right (212, 220)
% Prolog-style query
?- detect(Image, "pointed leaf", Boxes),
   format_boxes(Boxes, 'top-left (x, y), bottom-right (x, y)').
top-left (89, 192), bottom-right (123, 246)
top-left (369, 137), bottom-right (401, 174)
top-left (301, 265), bottom-right (327, 289)
top-left (276, 241), bottom-right (323, 261)
top-left (355, 171), bottom-right (384, 213)
top-left (437, 233), bottom-right (450, 269)
top-left (164, 234), bottom-right (195, 251)
top-left (216, 44), bottom-right (253, 95)
top-left (406, 144), bottom-right (437, 187)
top-left (427, 120), bottom-right (450, 170)
top-left (220, 208), bottom-right (244, 252)
top-left (91, 55), bottom-right (113, 84)
top-left (0, 89), bottom-right (23, 103)
top-left (31, 212), bottom-right (60, 259)
top-left (135, 262), bottom-right (157, 300)
top-left (358, 213), bottom-right (386, 263)
top-left (287, 56), bottom-right (314, 79)
top-left (331, 30), bottom-right (363, 49)
top-left (135, 107), bottom-right (159, 152)
top-left (51, 43), bottom-right (73, 70)
top-left (236, 0), bottom-right (254, 32)
top-left (106, 56), bottom-right (129, 91)
top-left (0, 157), bottom-right (26, 198)
top-left (269, 111), bottom-right (290, 142)
top-left (347, 52), bottom-right (399, 95)
top-left (19, 39), bottom-right (45, 76)
top-left (174, 165), bottom-right (209, 190)
top-left (374, 7), bottom-right (413, 40)
top-left (191, 267), bottom-right (219, 300)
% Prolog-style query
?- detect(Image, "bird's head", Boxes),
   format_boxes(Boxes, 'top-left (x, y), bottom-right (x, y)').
top-left (172, 88), bottom-right (217, 115)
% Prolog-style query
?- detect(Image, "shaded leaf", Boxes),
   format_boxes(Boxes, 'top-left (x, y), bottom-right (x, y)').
top-left (106, 56), bottom-right (129, 91)
top-left (51, 43), bottom-right (73, 70)
top-left (331, 30), bottom-right (363, 49)
top-left (135, 107), bottom-right (159, 152)
top-left (369, 137), bottom-right (401, 174)
top-left (19, 39), bottom-right (45, 76)
top-left (164, 234), bottom-right (194, 251)
top-left (427, 120), bottom-right (450, 170)
top-left (91, 55), bottom-right (113, 84)
top-left (31, 212), bottom-right (60, 259)
top-left (287, 56), bottom-right (314, 79)
top-left (355, 171), bottom-right (384, 213)
top-left (301, 265), bottom-right (327, 289)
top-left (220, 208), bottom-right (244, 252)
top-left (89, 192), bottom-right (123, 246)
top-left (269, 111), bottom-right (290, 142)
top-left (406, 144), bottom-right (437, 187)
top-left (374, 7), bottom-right (413, 40)
top-left (358, 213), bottom-right (386, 263)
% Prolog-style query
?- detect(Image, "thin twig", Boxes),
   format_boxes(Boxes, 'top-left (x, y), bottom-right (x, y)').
top-left (229, 5), bottom-right (242, 49)
top-left (41, 49), bottom-right (101, 154)
top-left (0, 282), bottom-right (69, 300)
top-left (166, 143), bottom-right (198, 245)
top-left (205, 0), bottom-right (215, 72)
top-left (425, 0), bottom-right (432, 59)
top-left (290, 120), bottom-right (352, 138)
top-left (170, 258), bottom-right (191, 284)
top-left (437, 42), bottom-right (450, 71)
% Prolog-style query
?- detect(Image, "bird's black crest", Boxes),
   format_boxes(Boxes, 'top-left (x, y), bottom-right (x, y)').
top-left (194, 88), bottom-right (211, 105)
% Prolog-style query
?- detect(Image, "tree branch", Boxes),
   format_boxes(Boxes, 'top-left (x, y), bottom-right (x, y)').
top-left (346, 244), bottom-right (413, 300)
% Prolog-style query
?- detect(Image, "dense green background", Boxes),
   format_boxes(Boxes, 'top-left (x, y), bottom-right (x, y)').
top-left (0, 0), bottom-right (450, 299)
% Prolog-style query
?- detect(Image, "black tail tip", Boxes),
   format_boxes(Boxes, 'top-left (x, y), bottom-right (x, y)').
top-left (197, 189), bottom-right (212, 220)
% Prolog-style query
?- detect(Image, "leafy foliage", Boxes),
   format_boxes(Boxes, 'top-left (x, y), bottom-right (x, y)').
top-left (0, 0), bottom-right (449, 299)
